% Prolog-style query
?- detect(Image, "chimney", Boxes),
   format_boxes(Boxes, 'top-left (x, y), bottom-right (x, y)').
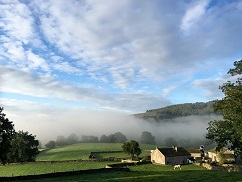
top-left (173, 146), bottom-right (178, 152)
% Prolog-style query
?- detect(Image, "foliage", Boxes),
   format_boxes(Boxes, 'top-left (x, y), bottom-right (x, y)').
top-left (122, 140), bottom-right (141, 159)
top-left (140, 131), bottom-right (155, 144)
top-left (99, 132), bottom-right (127, 143)
top-left (134, 101), bottom-right (217, 121)
top-left (81, 135), bottom-right (99, 143)
top-left (110, 132), bottom-right (127, 143)
top-left (7, 131), bottom-right (39, 163)
top-left (45, 140), bottom-right (56, 149)
top-left (0, 107), bottom-right (15, 164)
top-left (99, 135), bottom-right (109, 143)
top-left (206, 60), bottom-right (242, 156)
top-left (55, 135), bottom-right (68, 146)
top-left (67, 134), bottom-right (79, 144)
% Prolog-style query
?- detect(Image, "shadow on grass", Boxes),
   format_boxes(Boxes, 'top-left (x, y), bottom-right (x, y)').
top-left (16, 167), bottom-right (242, 182)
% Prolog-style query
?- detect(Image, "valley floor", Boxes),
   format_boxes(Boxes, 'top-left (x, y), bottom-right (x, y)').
top-left (1, 163), bottom-right (242, 182)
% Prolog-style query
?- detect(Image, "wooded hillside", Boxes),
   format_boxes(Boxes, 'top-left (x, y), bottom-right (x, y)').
top-left (133, 101), bottom-right (219, 121)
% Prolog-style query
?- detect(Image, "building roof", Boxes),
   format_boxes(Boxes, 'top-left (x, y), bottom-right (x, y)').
top-left (157, 147), bottom-right (191, 157)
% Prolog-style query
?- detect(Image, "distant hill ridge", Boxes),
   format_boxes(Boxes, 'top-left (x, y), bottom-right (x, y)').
top-left (133, 101), bottom-right (219, 121)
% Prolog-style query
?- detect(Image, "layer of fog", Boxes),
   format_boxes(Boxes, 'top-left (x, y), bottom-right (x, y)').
top-left (5, 106), bottom-right (221, 148)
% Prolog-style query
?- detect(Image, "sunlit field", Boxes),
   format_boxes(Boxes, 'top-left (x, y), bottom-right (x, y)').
top-left (36, 143), bottom-right (155, 161)
top-left (1, 143), bottom-right (242, 182)
top-left (0, 162), bottom-right (110, 177)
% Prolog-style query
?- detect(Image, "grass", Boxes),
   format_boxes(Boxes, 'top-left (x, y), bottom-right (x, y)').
top-left (36, 143), bottom-right (155, 161)
top-left (0, 162), bottom-right (112, 177)
top-left (2, 143), bottom-right (242, 181)
top-left (8, 164), bottom-right (242, 182)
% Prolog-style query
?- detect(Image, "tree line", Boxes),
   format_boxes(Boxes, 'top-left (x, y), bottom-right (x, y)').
top-left (45, 131), bottom-right (157, 149)
top-left (0, 108), bottom-right (39, 164)
top-left (134, 101), bottom-right (219, 121)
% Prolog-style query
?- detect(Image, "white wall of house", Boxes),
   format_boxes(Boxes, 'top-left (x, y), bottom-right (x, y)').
top-left (151, 149), bottom-right (166, 164)
top-left (190, 152), bottom-right (201, 159)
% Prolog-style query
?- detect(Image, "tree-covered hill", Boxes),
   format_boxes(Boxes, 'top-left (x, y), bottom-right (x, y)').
top-left (133, 101), bottom-right (219, 121)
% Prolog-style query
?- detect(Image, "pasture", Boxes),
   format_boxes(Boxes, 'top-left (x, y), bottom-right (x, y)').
top-left (36, 143), bottom-right (154, 161)
top-left (1, 143), bottom-right (242, 181)
top-left (4, 164), bottom-right (242, 182)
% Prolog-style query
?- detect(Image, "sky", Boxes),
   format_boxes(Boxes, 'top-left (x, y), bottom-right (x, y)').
top-left (0, 0), bottom-right (242, 142)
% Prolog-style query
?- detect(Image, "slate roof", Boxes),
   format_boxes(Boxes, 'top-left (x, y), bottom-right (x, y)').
top-left (157, 147), bottom-right (191, 157)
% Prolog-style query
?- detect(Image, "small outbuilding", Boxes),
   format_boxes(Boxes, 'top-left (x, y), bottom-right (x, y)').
top-left (151, 146), bottom-right (191, 165)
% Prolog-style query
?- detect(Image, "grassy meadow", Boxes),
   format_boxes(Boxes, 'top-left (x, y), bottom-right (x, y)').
top-left (8, 164), bottom-right (242, 182)
top-left (0, 162), bottom-right (111, 177)
top-left (1, 143), bottom-right (242, 181)
top-left (36, 143), bottom-right (155, 161)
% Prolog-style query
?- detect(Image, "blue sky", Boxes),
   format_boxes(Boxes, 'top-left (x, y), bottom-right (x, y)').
top-left (0, 0), bottom-right (242, 140)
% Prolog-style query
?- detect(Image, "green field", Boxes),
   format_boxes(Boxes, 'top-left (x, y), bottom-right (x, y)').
top-left (7, 164), bottom-right (242, 182)
top-left (0, 162), bottom-right (111, 177)
top-left (36, 143), bottom-right (155, 161)
top-left (1, 143), bottom-right (242, 182)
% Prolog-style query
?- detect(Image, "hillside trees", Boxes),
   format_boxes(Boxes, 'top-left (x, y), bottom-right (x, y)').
top-left (122, 140), bottom-right (141, 160)
top-left (45, 140), bottom-right (56, 149)
top-left (0, 107), bottom-right (15, 164)
top-left (56, 135), bottom-right (68, 146)
top-left (140, 131), bottom-right (155, 144)
top-left (134, 101), bottom-right (217, 121)
top-left (67, 133), bottom-right (79, 144)
top-left (111, 132), bottom-right (127, 143)
top-left (99, 135), bottom-right (109, 143)
top-left (81, 135), bottom-right (99, 143)
top-left (206, 60), bottom-right (242, 157)
top-left (99, 132), bottom-right (127, 143)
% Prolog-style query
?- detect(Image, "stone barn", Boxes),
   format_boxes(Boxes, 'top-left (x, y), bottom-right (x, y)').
top-left (151, 146), bottom-right (191, 165)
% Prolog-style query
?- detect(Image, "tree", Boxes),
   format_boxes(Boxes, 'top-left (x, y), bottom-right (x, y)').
top-left (100, 134), bottom-right (108, 143)
top-left (45, 140), bottom-right (56, 149)
top-left (107, 134), bottom-right (116, 143)
top-left (206, 60), bottom-right (242, 157)
top-left (122, 140), bottom-right (141, 160)
top-left (8, 131), bottom-right (39, 163)
top-left (67, 133), bottom-right (79, 144)
top-left (0, 107), bottom-right (15, 164)
top-left (81, 135), bottom-right (99, 143)
top-left (113, 132), bottom-right (127, 143)
top-left (140, 131), bottom-right (155, 144)
top-left (107, 132), bottom-right (127, 143)
top-left (56, 135), bottom-right (68, 146)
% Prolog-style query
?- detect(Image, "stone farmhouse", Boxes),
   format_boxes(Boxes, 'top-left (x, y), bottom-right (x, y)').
top-left (151, 146), bottom-right (191, 165)
top-left (187, 149), bottom-right (201, 159)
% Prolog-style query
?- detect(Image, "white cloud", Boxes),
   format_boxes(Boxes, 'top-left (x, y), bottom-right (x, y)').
top-left (0, 67), bottom-right (169, 112)
top-left (1, 0), bottom-right (242, 114)
top-left (26, 51), bottom-right (50, 72)
top-left (0, 1), bottom-right (34, 43)
top-left (190, 74), bottom-right (239, 100)
top-left (181, 0), bottom-right (210, 32)
top-left (162, 86), bottom-right (177, 97)
top-left (52, 61), bottom-right (82, 75)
